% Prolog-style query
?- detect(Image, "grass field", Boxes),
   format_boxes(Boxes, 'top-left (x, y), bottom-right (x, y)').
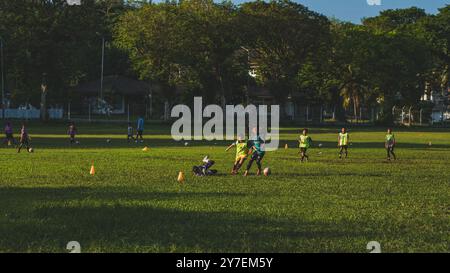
top-left (0, 122), bottom-right (449, 253)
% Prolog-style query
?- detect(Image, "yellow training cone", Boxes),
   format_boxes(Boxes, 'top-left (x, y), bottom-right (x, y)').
top-left (90, 163), bottom-right (96, 176)
top-left (177, 171), bottom-right (185, 183)
top-left (285, 144), bottom-right (288, 149)
top-left (142, 146), bottom-right (149, 152)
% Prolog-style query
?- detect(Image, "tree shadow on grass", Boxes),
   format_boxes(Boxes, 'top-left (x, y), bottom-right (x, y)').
top-left (0, 186), bottom-right (384, 253)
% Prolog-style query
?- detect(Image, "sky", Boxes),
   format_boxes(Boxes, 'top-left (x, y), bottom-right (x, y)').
top-left (232, 0), bottom-right (449, 23)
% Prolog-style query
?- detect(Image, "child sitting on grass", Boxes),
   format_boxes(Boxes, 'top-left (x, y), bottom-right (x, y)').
top-left (192, 156), bottom-right (217, 176)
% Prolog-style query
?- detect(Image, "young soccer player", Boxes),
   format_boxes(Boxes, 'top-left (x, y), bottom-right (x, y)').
top-left (68, 122), bottom-right (77, 144)
top-left (192, 156), bottom-right (218, 176)
top-left (17, 124), bottom-right (31, 153)
top-left (127, 123), bottom-right (135, 143)
top-left (135, 117), bottom-right (144, 143)
top-left (226, 135), bottom-right (250, 175)
top-left (4, 122), bottom-right (16, 146)
top-left (338, 127), bottom-right (349, 159)
top-left (385, 128), bottom-right (396, 161)
top-left (299, 128), bottom-right (312, 162)
top-left (244, 127), bottom-right (265, 176)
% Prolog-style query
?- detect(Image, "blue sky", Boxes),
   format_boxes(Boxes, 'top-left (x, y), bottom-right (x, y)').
top-left (232, 0), bottom-right (449, 23)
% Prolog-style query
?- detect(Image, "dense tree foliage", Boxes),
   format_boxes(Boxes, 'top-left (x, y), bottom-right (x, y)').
top-left (0, 0), bottom-right (448, 122)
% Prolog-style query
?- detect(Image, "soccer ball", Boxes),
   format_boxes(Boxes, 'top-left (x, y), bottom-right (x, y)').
top-left (106, 139), bottom-right (111, 144)
top-left (318, 143), bottom-right (323, 148)
top-left (184, 142), bottom-right (189, 146)
top-left (263, 167), bottom-right (271, 176)
top-left (28, 148), bottom-right (34, 153)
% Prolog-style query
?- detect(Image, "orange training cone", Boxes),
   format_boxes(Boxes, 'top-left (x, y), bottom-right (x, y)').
top-left (90, 162), bottom-right (96, 176)
top-left (177, 171), bottom-right (185, 183)
top-left (142, 146), bottom-right (149, 152)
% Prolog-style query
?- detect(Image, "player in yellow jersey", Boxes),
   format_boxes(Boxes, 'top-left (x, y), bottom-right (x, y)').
top-left (385, 128), bottom-right (396, 161)
top-left (226, 135), bottom-right (251, 175)
top-left (299, 128), bottom-right (312, 162)
top-left (338, 127), bottom-right (349, 159)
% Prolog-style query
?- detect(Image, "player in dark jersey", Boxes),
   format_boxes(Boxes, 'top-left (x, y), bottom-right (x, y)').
top-left (17, 124), bottom-right (31, 153)
top-left (4, 122), bottom-right (16, 146)
top-left (244, 127), bottom-right (266, 176)
top-left (68, 122), bottom-right (77, 144)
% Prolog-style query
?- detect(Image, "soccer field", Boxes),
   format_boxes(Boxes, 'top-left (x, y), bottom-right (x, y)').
top-left (0, 123), bottom-right (449, 253)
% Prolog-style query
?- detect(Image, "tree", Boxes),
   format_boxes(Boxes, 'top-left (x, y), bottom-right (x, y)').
top-left (115, 1), bottom-right (244, 106)
top-left (419, 5), bottom-right (449, 96)
top-left (238, 0), bottom-right (330, 107)
top-left (347, 8), bottom-right (434, 123)
top-left (363, 7), bottom-right (428, 33)
top-left (328, 23), bottom-right (374, 122)
top-left (0, 0), bottom-right (130, 116)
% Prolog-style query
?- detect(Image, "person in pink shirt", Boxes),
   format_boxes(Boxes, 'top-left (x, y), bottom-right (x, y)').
top-left (3, 122), bottom-right (16, 146)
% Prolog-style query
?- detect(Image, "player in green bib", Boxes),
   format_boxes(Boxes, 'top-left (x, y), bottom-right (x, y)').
top-left (226, 135), bottom-right (250, 175)
top-left (338, 127), bottom-right (349, 159)
top-left (299, 128), bottom-right (312, 162)
top-left (385, 128), bottom-right (396, 161)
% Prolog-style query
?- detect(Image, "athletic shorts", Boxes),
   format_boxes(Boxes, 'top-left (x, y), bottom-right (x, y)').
top-left (235, 154), bottom-right (247, 162)
top-left (251, 152), bottom-right (265, 161)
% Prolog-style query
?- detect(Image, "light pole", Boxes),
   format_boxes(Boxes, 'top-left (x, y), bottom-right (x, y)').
top-left (1, 37), bottom-right (5, 120)
top-left (100, 36), bottom-right (105, 101)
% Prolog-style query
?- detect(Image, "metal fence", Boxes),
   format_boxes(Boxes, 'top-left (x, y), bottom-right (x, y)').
top-left (392, 106), bottom-right (433, 126)
top-left (0, 108), bottom-right (64, 120)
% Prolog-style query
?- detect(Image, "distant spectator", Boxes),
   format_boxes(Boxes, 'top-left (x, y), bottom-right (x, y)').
top-left (4, 122), bottom-right (16, 146)
top-left (127, 123), bottom-right (135, 143)
top-left (136, 117), bottom-right (144, 143)
top-left (68, 122), bottom-right (78, 144)
top-left (17, 124), bottom-right (31, 153)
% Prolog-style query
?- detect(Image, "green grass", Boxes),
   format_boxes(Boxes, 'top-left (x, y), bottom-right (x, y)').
top-left (0, 123), bottom-right (449, 253)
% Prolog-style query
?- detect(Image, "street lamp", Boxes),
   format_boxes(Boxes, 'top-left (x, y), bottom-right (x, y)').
top-left (1, 37), bottom-right (5, 120)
